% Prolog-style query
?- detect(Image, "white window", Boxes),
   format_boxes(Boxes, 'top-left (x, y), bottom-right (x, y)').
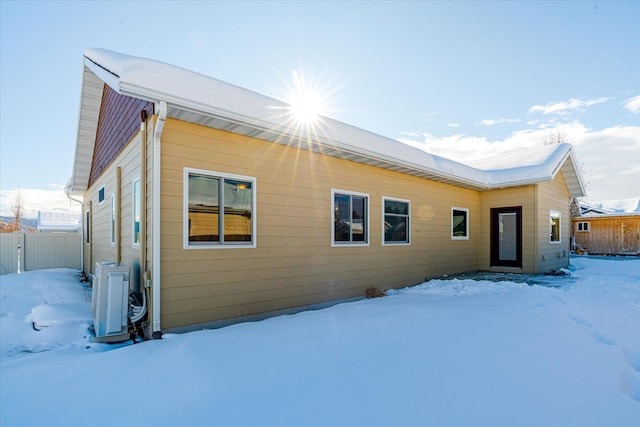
top-left (550, 210), bottom-right (561, 243)
top-left (332, 189), bottom-right (369, 246)
top-left (577, 221), bottom-right (589, 232)
top-left (132, 178), bottom-right (141, 247)
top-left (184, 168), bottom-right (256, 249)
top-left (452, 207), bottom-right (469, 240)
top-left (382, 197), bottom-right (410, 245)
top-left (110, 194), bottom-right (116, 245)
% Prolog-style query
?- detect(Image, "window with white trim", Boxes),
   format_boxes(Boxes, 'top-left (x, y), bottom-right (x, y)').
top-left (383, 197), bottom-right (410, 245)
top-left (184, 168), bottom-right (256, 248)
top-left (452, 207), bottom-right (469, 240)
top-left (332, 189), bottom-right (369, 246)
top-left (132, 178), bottom-right (141, 247)
top-left (577, 221), bottom-right (589, 232)
top-left (110, 194), bottom-right (116, 245)
top-left (550, 210), bottom-right (561, 243)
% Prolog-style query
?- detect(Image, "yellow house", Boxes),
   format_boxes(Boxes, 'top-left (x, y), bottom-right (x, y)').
top-left (68, 49), bottom-right (586, 336)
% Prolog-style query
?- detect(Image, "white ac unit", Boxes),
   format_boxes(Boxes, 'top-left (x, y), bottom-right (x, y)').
top-left (92, 262), bottom-right (130, 342)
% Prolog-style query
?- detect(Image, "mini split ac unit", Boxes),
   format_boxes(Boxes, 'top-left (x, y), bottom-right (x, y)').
top-left (92, 262), bottom-right (130, 343)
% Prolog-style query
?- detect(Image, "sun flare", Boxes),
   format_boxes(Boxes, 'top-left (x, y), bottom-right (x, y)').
top-left (287, 70), bottom-right (327, 124)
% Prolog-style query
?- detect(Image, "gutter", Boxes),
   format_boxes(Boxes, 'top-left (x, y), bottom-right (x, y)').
top-left (115, 81), bottom-right (495, 191)
top-left (152, 101), bottom-right (167, 335)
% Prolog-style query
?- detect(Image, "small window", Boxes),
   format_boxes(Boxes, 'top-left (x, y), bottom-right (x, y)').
top-left (332, 189), bottom-right (369, 246)
top-left (110, 194), bottom-right (116, 245)
top-left (452, 207), bottom-right (469, 240)
top-left (98, 186), bottom-right (105, 204)
top-left (85, 210), bottom-right (91, 245)
top-left (383, 197), bottom-right (410, 245)
top-left (550, 210), bottom-right (561, 243)
top-left (132, 179), bottom-right (141, 246)
top-left (577, 221), bottom-right (589, 232)
top-left (184, 168), bottom-right (256, 248)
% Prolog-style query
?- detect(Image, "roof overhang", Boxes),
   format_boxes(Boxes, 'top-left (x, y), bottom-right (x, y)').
top-left (70, 49), bottom-right (588, 198)
top-left (69, 66), bottom-right (104, 196)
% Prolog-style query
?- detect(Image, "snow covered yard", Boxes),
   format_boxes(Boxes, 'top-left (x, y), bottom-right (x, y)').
top-left (1, 257), bottom-right (639, 427)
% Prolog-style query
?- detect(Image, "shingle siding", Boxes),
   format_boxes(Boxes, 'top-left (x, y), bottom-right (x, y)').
top-left (88, 85), bottom-right (153, 187)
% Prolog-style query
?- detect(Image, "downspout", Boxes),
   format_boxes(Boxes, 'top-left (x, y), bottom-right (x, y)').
top-left (140, 111), bottom-right (148, 297)
top-left (152, 101), bottom-right (167, 335)
top-left (533, 185), bottom-right (539, 273)
top-left (87, 201), bottom-right (93, 273)
top-left (65, 187), bottom-right (84, 272)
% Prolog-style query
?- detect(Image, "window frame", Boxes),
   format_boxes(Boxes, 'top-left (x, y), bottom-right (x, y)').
top-left (132, 178), bottom-right (141, 247)
top-left (550, 210), bottom-right (561, 244)
top-left (577, 221), bottom-right (589, 232)
top-left (331, 189), bottom-right (370, 247)
top-left (382, 197), bottom-right (410, 246)
top-left (98, 186), bottom-right (105, 204)
top-left (85, 209), bottom-right (91, 245)
top-left (183, 167), bottom-right (257, 250)
top-left (451, 207), bottom-right (470, 240)
top-left (110, 193), bottom-right (116, 246)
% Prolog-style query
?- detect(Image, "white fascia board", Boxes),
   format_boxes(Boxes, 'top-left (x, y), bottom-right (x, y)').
top-left (119, 80), bottom-right (492, 189)
top-left (71, 66), bottom-right (103, 193)
top-left (566, 148), bottom-right (587, 197)
top-left (83, 55), bottom-right (121, 93)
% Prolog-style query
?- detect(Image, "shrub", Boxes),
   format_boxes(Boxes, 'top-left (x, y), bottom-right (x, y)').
top-left (366, 287), bottom-right (387, 299)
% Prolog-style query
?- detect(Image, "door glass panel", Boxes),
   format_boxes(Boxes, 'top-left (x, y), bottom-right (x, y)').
top-left (499, 212), bottom-right (517, 261)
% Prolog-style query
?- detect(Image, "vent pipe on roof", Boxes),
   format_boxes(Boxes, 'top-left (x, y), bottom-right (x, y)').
top-left (151, 101), bottom-right (167, 336)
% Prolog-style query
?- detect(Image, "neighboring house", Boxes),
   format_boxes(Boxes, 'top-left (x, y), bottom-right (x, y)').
top-left (572, 198), bottom-right (640, 255)
top-left (68, 49), bottom-right (586, 335)
top-left (37, 211), bottom-right (81, 233)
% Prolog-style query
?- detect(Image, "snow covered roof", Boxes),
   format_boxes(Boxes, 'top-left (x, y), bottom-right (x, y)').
top-left (37, 211), bottom-right (81, 232)
top-left (71, 48), bottom-right (586, 197)
top-left (579, 197), bottom-right (640, 217)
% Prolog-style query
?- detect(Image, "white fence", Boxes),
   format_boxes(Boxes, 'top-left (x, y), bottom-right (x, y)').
top-left (0, 232), bottom-right (81, 275)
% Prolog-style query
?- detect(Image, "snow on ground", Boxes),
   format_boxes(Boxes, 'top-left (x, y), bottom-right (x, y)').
top-left (1, 257), bottom-right (639, 427)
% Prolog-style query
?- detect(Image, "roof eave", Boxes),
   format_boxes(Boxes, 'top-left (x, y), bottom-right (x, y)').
top-left (558, 147), bottom-right (587, 198)
top-left (70, 65), bottom-right (104, 194)
top-left (162, 102), bottom-right (493, 191)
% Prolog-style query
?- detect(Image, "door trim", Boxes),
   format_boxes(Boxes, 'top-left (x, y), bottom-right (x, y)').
top-left (490, 206), bottom-right (522, 268)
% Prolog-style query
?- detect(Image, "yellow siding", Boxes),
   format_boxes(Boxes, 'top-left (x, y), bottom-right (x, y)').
top-left (159, 119), bottom-right (480, 329)
top-left (479, 186), bottom-right (536, 273)
top-left (536, 172), bottom-right (571, 272)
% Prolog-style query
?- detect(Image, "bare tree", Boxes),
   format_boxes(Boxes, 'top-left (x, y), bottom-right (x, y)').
top-left (0, 191), bottom-right (25, 233)
top-left (543, 129), bottom-right (569, 145)
top-left (10, 190), bottom-right (25, 229)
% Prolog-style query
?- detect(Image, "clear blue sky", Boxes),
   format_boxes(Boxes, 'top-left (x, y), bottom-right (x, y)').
top-left (1, 0), bottom-right (639, 216)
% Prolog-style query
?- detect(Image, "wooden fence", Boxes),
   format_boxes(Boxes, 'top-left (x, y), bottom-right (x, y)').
top-left (0, 232), bottom-right (81, 275)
